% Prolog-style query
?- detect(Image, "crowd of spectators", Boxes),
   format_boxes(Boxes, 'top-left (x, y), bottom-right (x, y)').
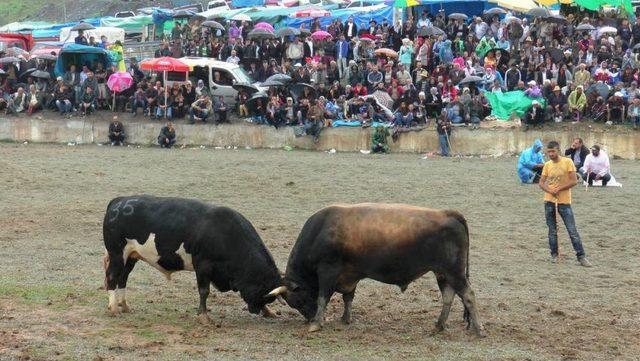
top-left (3, 6), bottom-right (640, 150)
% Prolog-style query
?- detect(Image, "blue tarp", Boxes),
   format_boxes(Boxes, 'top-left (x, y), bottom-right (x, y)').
top-left (415, 0), bottom-right (493, 18)
top-left (285, 7), bottom-right (394, 29)
top-left (232, 0), bottom-right (265, 7)
top-left (54, 44), bottom-right (114, 76)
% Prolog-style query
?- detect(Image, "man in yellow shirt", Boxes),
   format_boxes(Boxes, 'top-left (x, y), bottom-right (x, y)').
top-left (539, 141), bottom-right (592, 267)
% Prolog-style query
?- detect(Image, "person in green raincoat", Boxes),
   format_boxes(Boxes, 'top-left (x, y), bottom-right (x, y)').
top-left (475, 36), bottom-right (497, 59)
top-left (371, 126), bottom-right (390, 153)
top-left (108, 41), bottom-right (126, 72)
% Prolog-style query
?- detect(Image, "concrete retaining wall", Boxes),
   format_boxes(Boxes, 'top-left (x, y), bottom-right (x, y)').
top-left (1, 117), bottom-right (639, 159)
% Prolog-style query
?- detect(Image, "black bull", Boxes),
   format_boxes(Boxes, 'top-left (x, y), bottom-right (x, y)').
top-left (269, 204), bottom-right (484, 336)
top-left (102, 195), bottom-right (282, 322)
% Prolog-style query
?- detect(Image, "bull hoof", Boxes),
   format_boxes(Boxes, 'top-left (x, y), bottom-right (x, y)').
top-left (197, 313), bottom-right (211, 325)
top-left (308, 322), bottom-right (322, 333)
top-left (473, 326), bottom-right (486, 338)
top-left (119, 302), bottom-right (131, 313)
top-left (341, 315), bottom-right (352, 325)
top-left (107, 306), bottom-right (120, 316)
top-left (261, 306), bottom-right (277, 319)
top-left (435, 322), bottom-right (446, 332)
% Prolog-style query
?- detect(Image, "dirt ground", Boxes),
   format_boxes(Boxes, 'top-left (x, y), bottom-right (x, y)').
top-left (0, 143), bottom-right (638, 361)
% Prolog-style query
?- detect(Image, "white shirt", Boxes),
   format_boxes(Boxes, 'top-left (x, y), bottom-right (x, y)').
top-left (347, 23), bottom-right (354, 37)
top-left (584, 151), bottom-right (610, 176)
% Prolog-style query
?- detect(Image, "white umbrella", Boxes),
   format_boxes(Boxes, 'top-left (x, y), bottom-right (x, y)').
top-left (231, 14), bottom-right (251, 22)
top-left (598, 26), bottom-right (617, 36)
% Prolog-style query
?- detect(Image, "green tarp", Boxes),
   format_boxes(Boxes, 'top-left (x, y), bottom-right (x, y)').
top-left (484, 90), bottom-right (546, 121)
top-left (575, 0), bottom-right (633, 14)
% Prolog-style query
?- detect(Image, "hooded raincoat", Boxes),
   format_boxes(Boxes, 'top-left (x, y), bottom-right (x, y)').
top-left (517, 139), bottom-right (544, 183)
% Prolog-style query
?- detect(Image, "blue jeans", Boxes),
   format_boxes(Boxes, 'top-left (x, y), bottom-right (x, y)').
top-left (189, 108), bottom-right (209, 123)
top-left (156, 106), bottom-right (172, 118)
top-left (544, 202), bottom-right (586, 259)
top-left (56, 100), bottom-right (72, 114)
top-left (438, 133), bottom-right (449, 156)
top-left (131, 98), bottom-right (147, 114)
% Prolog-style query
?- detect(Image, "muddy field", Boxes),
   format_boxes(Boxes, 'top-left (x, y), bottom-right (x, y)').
top-left (1, 143), bottom-right (639, 361)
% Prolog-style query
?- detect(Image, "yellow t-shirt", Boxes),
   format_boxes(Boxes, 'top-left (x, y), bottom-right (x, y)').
top-left (542, 157), bottom-right (576, 204)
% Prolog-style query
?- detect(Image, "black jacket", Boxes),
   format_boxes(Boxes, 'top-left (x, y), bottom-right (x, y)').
top-left (565, 145), bottom-right (590, 170)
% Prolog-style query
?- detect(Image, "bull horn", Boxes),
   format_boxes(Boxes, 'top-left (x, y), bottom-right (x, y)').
top-left (268, 286), bottom-right (288, 297)
top-left (276, 295), bottom-right (287, 305)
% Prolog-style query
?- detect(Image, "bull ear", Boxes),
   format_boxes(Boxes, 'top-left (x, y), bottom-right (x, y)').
top-left (267, 286), bottom-right (288, 297)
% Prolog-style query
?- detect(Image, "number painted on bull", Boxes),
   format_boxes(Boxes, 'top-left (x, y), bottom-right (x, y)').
top-left (109, 199), bottom-right (139, 222)
top-left (122, 199), bottom-right (138, 216)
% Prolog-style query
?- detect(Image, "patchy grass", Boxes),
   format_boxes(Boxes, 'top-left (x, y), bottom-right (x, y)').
top-left (0, 143), bottom-right (639, 360)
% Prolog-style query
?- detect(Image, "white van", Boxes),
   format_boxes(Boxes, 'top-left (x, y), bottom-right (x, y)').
top-left (207, 0), bottom-right (231, 11)
top-left (166, 57), bottom-right (262, 106)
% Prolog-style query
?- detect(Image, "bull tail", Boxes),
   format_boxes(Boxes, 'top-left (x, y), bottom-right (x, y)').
top-left (447, 210), bottom-right (471, 329)
top-left (461, 215), bottom-right (471, 329)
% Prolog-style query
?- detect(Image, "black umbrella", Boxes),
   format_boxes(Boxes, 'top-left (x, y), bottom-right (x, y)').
top-left (546, 48), bottom-right (564, 63)
top-left (545, 15), bottom-right (568, 25)
top-left (265, 73), bottom-right (292, 84)
top-left (0, 56), bottom-right (20, 64)
top-left (575, 23), bottom-right (596, 31)
top-left (19, 68), bottom-right (37, 78)
top-left (487, 48), bottom-right (510, 64)
top-left (232, 83), bottom-right (259, 95)
top-left (528, 7), bottom-right (551, 18)
top-left (484, 8), bottom-right (507, 16)
top-left (423, 26), bottom-right (445, 37)
top-left (248, 29), bottom-right (276, 40)
top-left (587, 82), bottom-right (610, 99)
top-left (201, 21), bottom-right (225, 31)
top-left (276, 27), bottom-right (301, 38)
top-left (31, 70), bottom-right (51, 79)
top-left (457, 75), bottom-right (483, 86)
top-left (172, 9), bottom-right (197, 19)
top-left (71, 22), bottom-right (96, 31)
top-left (448, 13), bottom-right (468, 21)
top-left (246, 93), bottom-right (268, 114)
top-left (289, 83), bottom-right (316, 101)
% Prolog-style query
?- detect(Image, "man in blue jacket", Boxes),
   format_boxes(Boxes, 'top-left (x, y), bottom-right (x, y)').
top-left (518, 139), bottom-right (545, 183)
top-left (335, 34), bottom-right (350, 82)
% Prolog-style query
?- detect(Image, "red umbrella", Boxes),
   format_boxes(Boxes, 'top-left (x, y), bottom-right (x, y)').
top-left (290, 8), bottom-right (330, 18)
top-left (359, 34), bottom-right (376, 40)
top-left (140, 57), bottom-right (190, 72)
top-left (311, 30), bottom-right (332, 41)
top-left (140, 57), bottom-right (190, 117)
top-left (107, 72), bottom-right (134, 111)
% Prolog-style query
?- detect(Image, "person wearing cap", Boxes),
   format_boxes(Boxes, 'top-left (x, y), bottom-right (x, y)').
top-left (568, 85), bottom-right (587, 122)
top-left (539, 140), bottom-right (591, 267)
top-left (607, 92), bottom-right (626, 123)
top-left (583, 145), bottom-right (611, 187)
top-left (547, 86), bottom-right (568, 123)
top-left (523, 100), bottom-right (544, 129)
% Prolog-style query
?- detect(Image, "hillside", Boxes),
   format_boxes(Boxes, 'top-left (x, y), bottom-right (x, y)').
top-left (0, 0), bottom-right (177, 25)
